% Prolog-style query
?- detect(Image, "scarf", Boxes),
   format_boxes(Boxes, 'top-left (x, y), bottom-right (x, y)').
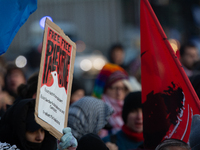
top-left (26, 141), bottom-right (42, 150)
top-left (122, 125), bottom-right (144, 142)
top-left (68, 96), bottom-right (113, 140)
top-left (102, 94), bottom-right (124, 134)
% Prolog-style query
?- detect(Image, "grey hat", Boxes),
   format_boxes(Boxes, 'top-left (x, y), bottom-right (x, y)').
top-left (189, 114), bottom-right (200, 150)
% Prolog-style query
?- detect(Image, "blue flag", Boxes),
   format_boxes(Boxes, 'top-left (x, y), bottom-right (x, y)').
top-left (0, 0), bottom-right (37, 55)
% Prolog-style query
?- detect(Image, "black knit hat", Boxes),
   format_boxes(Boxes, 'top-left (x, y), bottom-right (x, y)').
top-left (77, 133), bottom-right (109, 150)
top-left (122, 91), bottom-right (142, 124)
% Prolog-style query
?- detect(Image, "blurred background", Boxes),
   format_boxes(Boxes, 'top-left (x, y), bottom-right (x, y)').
top-left (2, 0), bottom-right (200, 95)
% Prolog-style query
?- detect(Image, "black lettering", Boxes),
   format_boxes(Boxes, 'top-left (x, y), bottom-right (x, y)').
top-left (43, 40), bottom-right (54, 84)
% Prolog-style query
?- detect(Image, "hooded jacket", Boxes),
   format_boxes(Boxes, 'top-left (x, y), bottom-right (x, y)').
top-left (0, 98), bottom-right (57, 150)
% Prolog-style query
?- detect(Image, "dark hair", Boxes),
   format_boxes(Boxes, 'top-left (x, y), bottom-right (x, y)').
top-left (17, 72), bottom-right (38, 99)
top-left (122, 91), bottom-right (142, 124)
top-left (179, 43), bottom-right (197, 57)
top-left (108, 43), bottom-right (124, 63)
top-left (5, 64), bottom-right (25, 79)
top-left (4, 64), bottom-right (26, 95)
top-left (155, 139), bottom-right (190, 150)
top-left (71, 78), bottom-right (84, 95)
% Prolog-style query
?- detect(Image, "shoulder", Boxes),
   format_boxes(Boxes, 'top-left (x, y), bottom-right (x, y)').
top-left (102, 131), bottom-right (121, 144)
top-left (102, 134), bottom-right (111, 143)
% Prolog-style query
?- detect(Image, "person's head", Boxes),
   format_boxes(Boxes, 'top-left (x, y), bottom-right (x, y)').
top-left (5, 64), bottom-right (26, 94)
top-left (109, 43), bottom-right (125, 65)
top-left (104, 73), bottom-right (130, 101)
top-left (70, 78), bottom-right (85, 104)
top-left (180, 43), bottom-right (199, 70)
top-left (155, 139), bottom-right (190, 150)
top-left (122, 91), bottom-right (143, 133)
top-left (77, 133), bottom-right (109, 150)
top-left (93, 63), bottom-right (132, 101)
top-left (68, 96), bottom-right (113, 140)
top-left (189, 114), bottom-right (200, 150)
top-left (17, 72), bottom-right (38, 99)
top-left (25, 128), bottom-right (45, 144)
top-left (25, 104), bottom-right (45, 144)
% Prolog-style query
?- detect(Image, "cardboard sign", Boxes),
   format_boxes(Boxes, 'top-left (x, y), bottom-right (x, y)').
top-left (35, 18), bottom-right (76, 140)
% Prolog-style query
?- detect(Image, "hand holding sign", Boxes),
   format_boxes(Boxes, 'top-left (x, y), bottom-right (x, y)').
top-left (58, 127), bottom-right (78, 150)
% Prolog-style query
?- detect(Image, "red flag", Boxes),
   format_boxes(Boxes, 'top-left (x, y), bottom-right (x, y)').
top-left (140, 0), bottom-right (200, 149)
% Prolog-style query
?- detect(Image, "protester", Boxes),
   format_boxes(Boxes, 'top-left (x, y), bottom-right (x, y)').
top-left (189, 114), bottom-right (200, 150)
top-left (70, 78), bottom-right (85, 105)
top-left (108, 43), bottom-right (126, 70)
top-left (179, 43), bottom-right (199, 77)
top-left (0, 72), bottom-right (78, 150)
top-left (189, 74), bottom-right (200, 100)
top-left (0, 68), bottom-right (14, 117)
top-left (102, 91), bottom-right (144, 150)
top-left (93, 63), bottom-right (133, 137)
top-left (5, 64), bottom-right (26, 98)
top-left (155, 139), bottom-right (190, 150)
top-left (68, 96), bottom-right (114, 140)
top-left (0, 98), bottom-right (77, 150)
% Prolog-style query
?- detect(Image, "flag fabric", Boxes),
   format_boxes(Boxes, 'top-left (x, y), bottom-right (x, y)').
top-left (140, 0), bottom-right (200, 149)
top-left (0, 0), bottom-right (37, 55)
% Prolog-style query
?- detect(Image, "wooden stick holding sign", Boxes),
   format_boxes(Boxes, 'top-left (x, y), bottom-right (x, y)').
top-left (34, 18), bottom-right (76, 140)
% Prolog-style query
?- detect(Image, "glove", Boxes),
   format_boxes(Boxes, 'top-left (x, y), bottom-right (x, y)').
top-left (58, 127), bottom-right (78, 150)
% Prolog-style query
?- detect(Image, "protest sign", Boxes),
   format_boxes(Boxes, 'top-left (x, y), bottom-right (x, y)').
top-left (35, 18), bottom-right (76, 140)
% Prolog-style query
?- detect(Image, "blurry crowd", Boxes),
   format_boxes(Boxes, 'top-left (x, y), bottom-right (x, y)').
top-left (0, 41), bottom-right (200, 150)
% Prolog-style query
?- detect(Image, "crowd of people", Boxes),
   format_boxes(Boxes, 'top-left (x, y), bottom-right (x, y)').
top-left (0, 42), bottom-right (200, 150)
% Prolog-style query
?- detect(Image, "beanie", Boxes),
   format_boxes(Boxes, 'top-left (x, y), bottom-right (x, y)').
top-left (122, 91), bottom-right (142, 124)
top-left (189, 114), bottom-right (200, 150)
top-left (77, 133), bottom-right (109, 150)
top-left (92, 63), bottom-right (129, 99)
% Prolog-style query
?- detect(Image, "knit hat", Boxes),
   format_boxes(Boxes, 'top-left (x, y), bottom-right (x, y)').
top-left (189, 114), bottom-right (200, 150)
top-left (93, 63), bottom-right (130, 99)
top-left (122, 91), bottom-right (142, 124)
top-left (68, 96), bottom-right (114, 140)
top-left (77, 133), bottom-right (109, 150)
